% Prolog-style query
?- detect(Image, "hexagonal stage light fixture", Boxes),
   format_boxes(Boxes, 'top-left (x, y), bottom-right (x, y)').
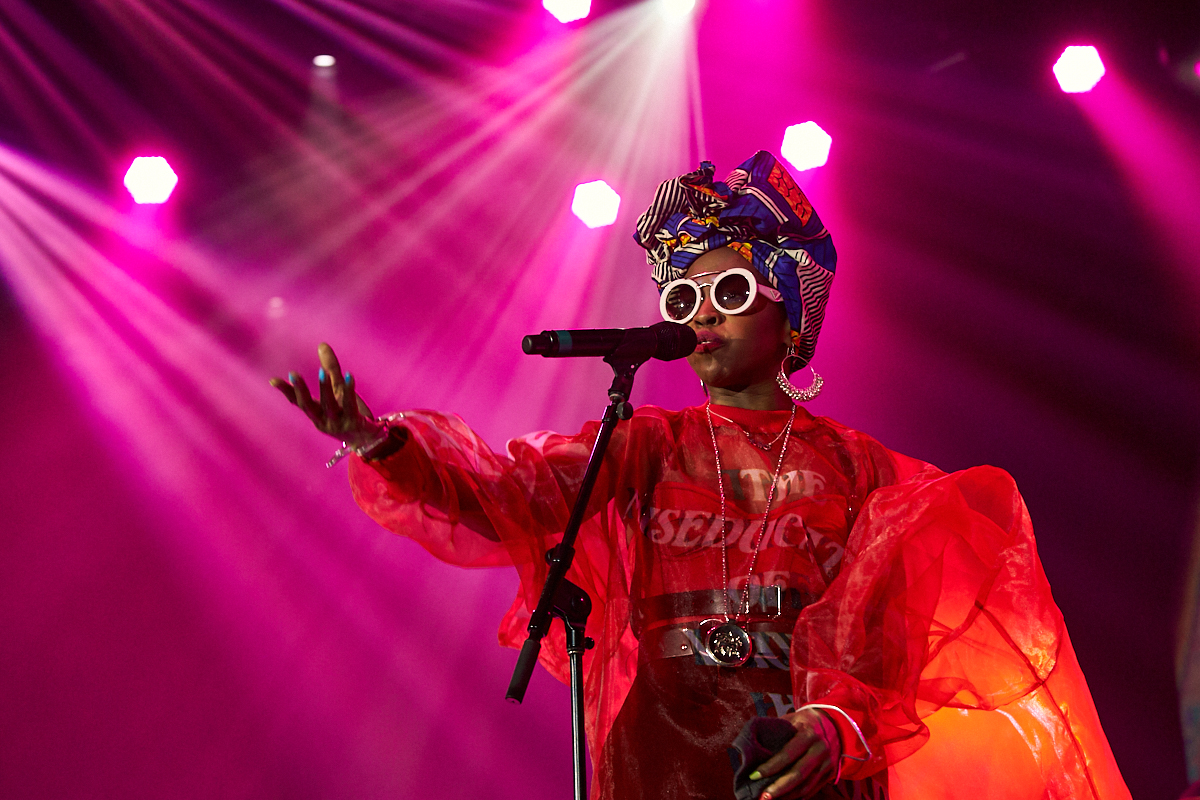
top-left (571, 180), bottom-right (620, 228)
top-left (1053, 46), bottom-right (1105, 93)
top-left (123, 157), bottom-right (178, 204)
top-left (544, 0), bottom-right (590, 24)
top-left (781, 122), bottom-right (832, 172)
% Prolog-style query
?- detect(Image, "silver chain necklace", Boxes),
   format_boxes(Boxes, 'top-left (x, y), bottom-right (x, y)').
top-left (701, 401), bottom-right (797, 667)
top-left (708, 407), bottom-right (791, 451)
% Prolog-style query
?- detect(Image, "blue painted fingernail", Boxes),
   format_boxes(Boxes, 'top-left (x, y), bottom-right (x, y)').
top-left (289, 371), bottom-right (299, 381)
top-left (318, 368), bottom-right (327, 382)
top-left (344, 372), bottom-right (352, 383)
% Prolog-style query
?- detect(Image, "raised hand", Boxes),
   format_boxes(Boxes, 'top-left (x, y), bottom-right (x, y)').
top-left (270, 342), bottom-right (382, 448)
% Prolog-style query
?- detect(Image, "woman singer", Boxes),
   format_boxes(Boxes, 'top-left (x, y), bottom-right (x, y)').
top-left (271, 151), bottom-right (1129, 800)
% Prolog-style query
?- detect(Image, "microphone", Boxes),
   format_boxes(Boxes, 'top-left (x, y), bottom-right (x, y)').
top-left (522, 321), bottom-right (697, 362)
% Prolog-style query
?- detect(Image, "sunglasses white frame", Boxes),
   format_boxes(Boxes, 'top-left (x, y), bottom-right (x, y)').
top-left (659, 267), bottom-right (784, 324)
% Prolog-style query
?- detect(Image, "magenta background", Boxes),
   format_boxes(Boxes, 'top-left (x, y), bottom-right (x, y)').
top-left (2, 1), bottom-right (1199, 798)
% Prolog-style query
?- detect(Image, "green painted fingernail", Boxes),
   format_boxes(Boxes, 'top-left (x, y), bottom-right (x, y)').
top-left (749, 771), bottom-right (762, 781)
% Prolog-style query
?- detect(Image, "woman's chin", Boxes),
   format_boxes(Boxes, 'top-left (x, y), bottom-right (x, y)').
top-left (697, 367), bottom-right (782, 397)
top-left (689, 363), bottom-right (729, 389)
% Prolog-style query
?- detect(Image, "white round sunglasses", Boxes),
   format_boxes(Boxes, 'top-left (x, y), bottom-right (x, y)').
top-left (659, 267), bottom-right (784, 324)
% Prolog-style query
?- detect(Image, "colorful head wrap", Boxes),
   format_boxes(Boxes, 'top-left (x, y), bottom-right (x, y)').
top-left (633, 151), bottom-right (836, 367)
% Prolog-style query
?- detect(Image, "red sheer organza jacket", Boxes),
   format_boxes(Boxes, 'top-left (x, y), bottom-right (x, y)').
top-left (348, 403), bottom-right (1130, 799)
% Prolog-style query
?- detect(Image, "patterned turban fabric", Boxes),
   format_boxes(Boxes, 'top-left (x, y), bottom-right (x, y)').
top-left (633, 151), bottom-right (836, 367)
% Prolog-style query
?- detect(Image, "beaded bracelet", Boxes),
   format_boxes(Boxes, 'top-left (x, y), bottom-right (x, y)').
top-left (325, 413), bottom-right (406, 467)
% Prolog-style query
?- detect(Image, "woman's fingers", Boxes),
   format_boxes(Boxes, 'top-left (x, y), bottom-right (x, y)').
top-left (317, 342), bottom-right (342, 375)
top-left (318, 367), bottom-right (340, 420)
top-left (751, 708), bottom-right (838, 800)
top-left (342, 373), bottom-right (374, 423)
top-left (269, 372), bottom-right (326, 428)
top-left (318, 342), bottom-right (346, 398)
top-left (289, 372), bottom-right (325, 428)
top-left (754, 723), bottom-right (818, 779)
top-left (269, 377), bottom-right (297, 405)
top-left (763, 747), bottom-right (833, 800)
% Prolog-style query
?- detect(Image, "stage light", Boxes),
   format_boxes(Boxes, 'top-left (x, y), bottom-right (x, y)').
top-left (543, 0), bottom-right (590, 24)
top-left (571, 180), bottom-right (620, 228)
top-left (660, 0), bottom-right (696, 20)
top-left (1053, 46), bottom-right (1105, 93)
top-left (312, 54), bottom-right (336, 68)
top-left (780, 122), bottom-right (832, 172)
top-left (123, 156), bottom-right (178, 204)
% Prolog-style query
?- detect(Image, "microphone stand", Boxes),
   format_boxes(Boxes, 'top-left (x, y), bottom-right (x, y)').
top-left (506, 340), bottom-right (655, 800)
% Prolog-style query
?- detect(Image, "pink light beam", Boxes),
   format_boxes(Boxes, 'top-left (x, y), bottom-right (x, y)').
top-left (123, 156), bottom-right (178, 204)
top-left (660, 0), bottom-right (697, 20)
top-left (1053, 46), bottom-right (1106, 93)
top-left (781, 121), bottom-right (832, 172)
top-left (543, 0), bottom-right (590, 24)
top-left (571, 180), bottom-right (620, 228)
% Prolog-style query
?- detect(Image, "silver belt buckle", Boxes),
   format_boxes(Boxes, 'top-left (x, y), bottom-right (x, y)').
top-left (765, 584), bottom-right (782, 618)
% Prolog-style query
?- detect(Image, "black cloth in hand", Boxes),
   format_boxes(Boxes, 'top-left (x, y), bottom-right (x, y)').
top-left (728, 716), bottom-right (798, 800)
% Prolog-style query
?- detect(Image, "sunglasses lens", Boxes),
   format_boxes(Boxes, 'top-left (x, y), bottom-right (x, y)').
top-left (663, 283), bottom-right (699, 320)
top-left (713, 272), bottom-right (753, 312)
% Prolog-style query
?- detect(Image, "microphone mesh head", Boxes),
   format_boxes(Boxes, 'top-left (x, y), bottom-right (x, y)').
top-left (651, 321), bottom-right (698, 361)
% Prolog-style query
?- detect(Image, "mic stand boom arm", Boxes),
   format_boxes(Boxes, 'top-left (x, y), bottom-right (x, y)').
top-left (506, 341), bottom-right (650, 800)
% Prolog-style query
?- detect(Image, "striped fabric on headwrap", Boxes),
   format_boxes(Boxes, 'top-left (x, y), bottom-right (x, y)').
top-left (633, 151), bottom-right (836, 367)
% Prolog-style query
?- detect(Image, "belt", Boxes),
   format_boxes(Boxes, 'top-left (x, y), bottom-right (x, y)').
top-left (633, 588), bottom-right (818, 635)
top-left (638, 621), bottom-right (795, 667)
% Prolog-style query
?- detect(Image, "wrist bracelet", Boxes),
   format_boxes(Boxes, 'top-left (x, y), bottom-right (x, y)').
top-left (326, 413), bottom-right (405, 468)
top-left (797, 703), bottom-right (871, 783)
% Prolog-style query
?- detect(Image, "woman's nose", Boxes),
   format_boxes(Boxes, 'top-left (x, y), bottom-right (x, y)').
top-left (692, 288), bottom-right (721, 325)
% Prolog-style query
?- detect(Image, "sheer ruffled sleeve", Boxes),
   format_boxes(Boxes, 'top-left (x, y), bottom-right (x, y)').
top-left (347, 410), bottom-right (604, 570)
top-left (792, 464), bottom-right (1129, 798)
top-left (347, 407), bottom-right (663, 758)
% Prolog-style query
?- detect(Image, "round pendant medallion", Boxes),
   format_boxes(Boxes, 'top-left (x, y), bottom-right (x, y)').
top-left (703, 621), bottom-right (753, 667)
